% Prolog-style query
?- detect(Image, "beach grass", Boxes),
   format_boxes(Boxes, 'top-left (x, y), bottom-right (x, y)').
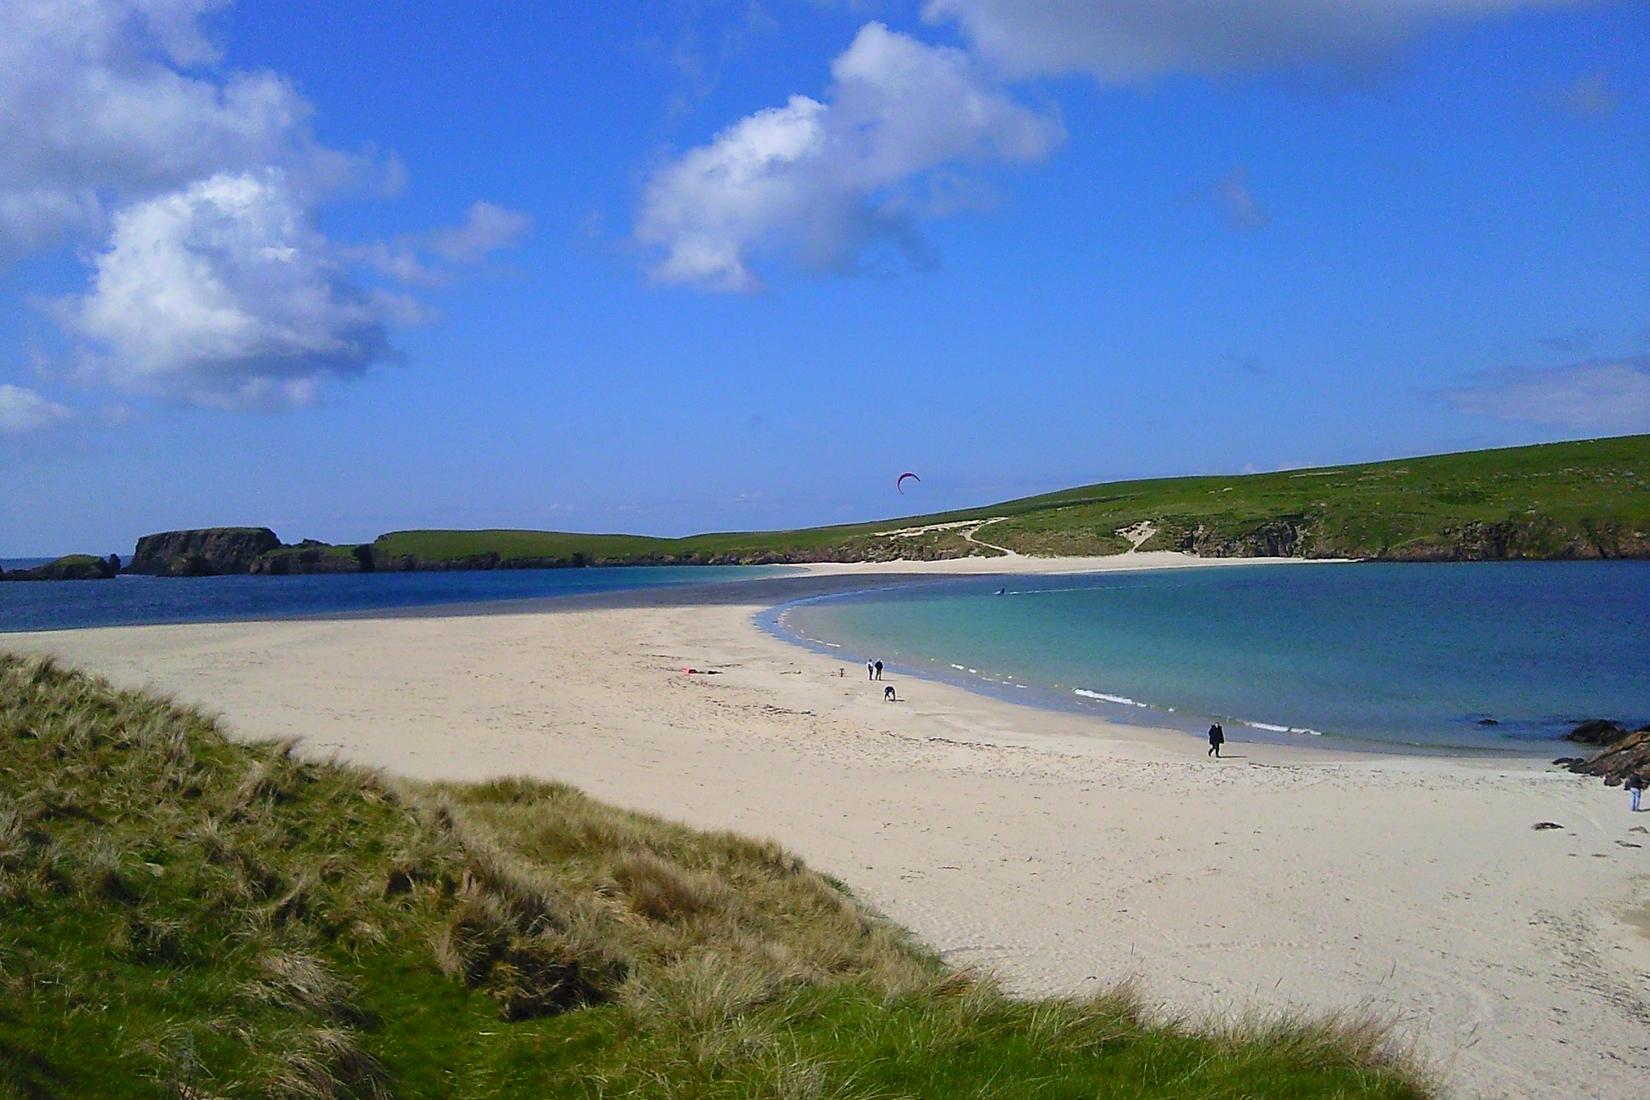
top-left (1, 654), bottom-right (1430, 1098)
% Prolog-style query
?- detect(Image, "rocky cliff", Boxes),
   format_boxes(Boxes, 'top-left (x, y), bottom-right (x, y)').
top-left (248, 541), bottom-right (375, 575)
top-left (1167, 515), bottom-right (1650, 562)
top-left (128, 528), bottom-right (283, 576)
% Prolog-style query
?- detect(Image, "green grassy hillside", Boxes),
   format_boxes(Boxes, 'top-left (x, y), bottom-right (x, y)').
top-left (354, 434), bottom-right (1650, 567)
top-left (977, 433), bottom-right (1650, 560)
top-left (0, 655), bottom-right (1428, 1098)
top-left (125, 435), bottom-right (1650, 572)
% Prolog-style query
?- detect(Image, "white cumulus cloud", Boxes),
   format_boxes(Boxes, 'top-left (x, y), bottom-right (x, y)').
top-left (0, 0), bottom-right (358, 256)
top-left (1446, 357), bottom-right (1650, 433)
top-left (924, 0), bottom-right (1583, 83)
top-left (0, 384), bottom-right (75, 434)
top-left (637, 22), bottom-right (1062, 292)
top-left (2, 0), bottom-right (530, 411)
top-left (67, 171), bottom-right (392, 411)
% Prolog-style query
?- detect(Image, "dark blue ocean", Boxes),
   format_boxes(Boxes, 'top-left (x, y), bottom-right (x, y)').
top-left (773, 562), bottom-right (1650, 752)
top-left (0, 564), bottom-right (793, 633)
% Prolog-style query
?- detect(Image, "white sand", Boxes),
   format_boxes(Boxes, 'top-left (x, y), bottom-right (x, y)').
top-left (8, 553), bottom-right (1648, 1098)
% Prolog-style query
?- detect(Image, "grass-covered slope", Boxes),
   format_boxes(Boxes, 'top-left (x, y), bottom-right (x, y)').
top-left (657, 433), bottom-right (1650, 562)
top-left (0, 655), bottom-right (1428, 1098)
top-left (354, 434), bottom-right (1650, 568)
top-left (128, 434), bottom-right (1650, 571)
top-left (978, 433), bottom-right (1650, 560)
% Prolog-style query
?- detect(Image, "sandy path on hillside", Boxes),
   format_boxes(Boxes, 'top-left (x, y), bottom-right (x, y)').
top-left (7, 554), bottom-right (1648, 1099)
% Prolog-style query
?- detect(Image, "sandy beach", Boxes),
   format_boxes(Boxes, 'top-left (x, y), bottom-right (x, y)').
top-left (7, 551), bottom-right (1648, 1099)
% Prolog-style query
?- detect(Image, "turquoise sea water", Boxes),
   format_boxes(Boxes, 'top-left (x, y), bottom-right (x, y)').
top-left (772, 562), bottom-right (1650, 752)
top-left (0, 565), bottom-right (792, 633)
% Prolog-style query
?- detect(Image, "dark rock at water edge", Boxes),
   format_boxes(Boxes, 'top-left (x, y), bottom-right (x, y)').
top-left (128, 528), bottom-right (282, 576)
top-left (1566, 719), bottom-right (1629, 745)
top-left (1567, 728), bottom-right (1650, 789)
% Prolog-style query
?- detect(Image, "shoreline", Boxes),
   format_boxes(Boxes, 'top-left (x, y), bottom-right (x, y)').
top-left (4, 550), bottom-right (1647, 1098)
top-left (757, 578), bottom-right (1518, 761)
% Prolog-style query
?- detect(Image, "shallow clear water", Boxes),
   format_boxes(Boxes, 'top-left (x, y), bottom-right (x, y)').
top-left (774, 562), bottom-right (1650, 752)
top-left (0, 565), bottom-right (792, 633)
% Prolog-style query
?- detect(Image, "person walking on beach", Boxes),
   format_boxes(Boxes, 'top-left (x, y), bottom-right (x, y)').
top-left (1207, 722), bottom-right (1225, 759)
top-left (866, 659), bottom-right (875, 681)
top-left (874, 659), bottom-right (883, 681)
top-left (1631, 777), bottom-right (1644, 813)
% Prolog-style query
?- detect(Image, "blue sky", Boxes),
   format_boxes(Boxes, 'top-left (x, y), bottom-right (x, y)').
top-left (2, 0), bottom-right (1646, 556)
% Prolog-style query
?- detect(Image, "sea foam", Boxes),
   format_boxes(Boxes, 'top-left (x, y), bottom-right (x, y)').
top-left (1247, 721), bottom-right (1323, 736)
top-left (1073, 688), bottom-right (1150, 708)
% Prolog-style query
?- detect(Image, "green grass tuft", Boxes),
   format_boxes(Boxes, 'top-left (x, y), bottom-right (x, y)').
top-left (0, 655), bottom-right (1432, 1097)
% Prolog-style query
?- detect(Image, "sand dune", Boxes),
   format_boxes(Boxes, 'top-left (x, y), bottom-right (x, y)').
top-left (7, 555), bottom-right (1647, 1099)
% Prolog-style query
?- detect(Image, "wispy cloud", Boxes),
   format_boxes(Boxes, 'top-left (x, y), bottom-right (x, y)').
top-left (348, 201), bottom-right (534, 285)
top-left (1534, 327), bottom-right (1597, 355)
top-left (1212, 167), bottom-right (1269, 229)
top-left (0, 384), bottom-right (74, 434)
top-left (1445, 356), bottom-right (1650, 432)
top-left (923, 0), bottom-right (1588, 83)
top-left (1547, 70), bottom-right (1621, 118)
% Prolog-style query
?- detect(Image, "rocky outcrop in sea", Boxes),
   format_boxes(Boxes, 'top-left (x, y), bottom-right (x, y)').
top-left (0, 554), bottom-right (120, 581)
top-left (128, 528), bottom-right (282, 576)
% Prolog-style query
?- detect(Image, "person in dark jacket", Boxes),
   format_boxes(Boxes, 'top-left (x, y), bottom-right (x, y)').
top-left (1207, 722), bottom-right (1225, 758)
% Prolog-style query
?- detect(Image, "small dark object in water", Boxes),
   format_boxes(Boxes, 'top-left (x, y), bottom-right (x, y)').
top-left (1552, 757), bottom-right (1582, 766)
top-left (1531, 822), bottom-right (1564, 831)
top-left (1477, 718), bottom-right (1499, 726)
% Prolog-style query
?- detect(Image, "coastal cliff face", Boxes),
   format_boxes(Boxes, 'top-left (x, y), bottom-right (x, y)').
top-left (249, 542), bottom-right (374, 575)
top-left (1168, 516), bottom-right (1650, 562)
top-left (128, 528), bottom-right (282, 576)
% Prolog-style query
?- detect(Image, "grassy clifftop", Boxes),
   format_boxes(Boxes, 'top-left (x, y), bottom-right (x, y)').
top-left (122, 435), bottom-right (1650, 572)
top-left (0, 655), bottom-right (1427, 1098)
top-left (360, 434), bottom-right (1650, 566)
top-left (977, 433), bottom-right (1650, 560)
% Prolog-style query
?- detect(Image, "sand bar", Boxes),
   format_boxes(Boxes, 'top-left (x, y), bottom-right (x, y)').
top-left (6, 552), bottom-right (1648, 1099)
